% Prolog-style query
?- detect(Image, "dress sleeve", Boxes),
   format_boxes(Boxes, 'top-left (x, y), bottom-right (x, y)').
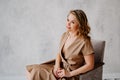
top-left (81, 38), bottom-right (94, 55)
top-left (57, 32), bottom-right (66, 52)
top-left (59, 32), bottom-right (67, 45)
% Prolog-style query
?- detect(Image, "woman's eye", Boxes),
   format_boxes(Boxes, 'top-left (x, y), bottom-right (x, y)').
top-left (67, 19), bottom-right (69, 22)
top-left (72, 21), bottom-right (75, 24)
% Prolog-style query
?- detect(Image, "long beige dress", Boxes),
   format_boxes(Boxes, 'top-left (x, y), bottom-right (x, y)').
top-left (26, 31), bottom-right (94, 80)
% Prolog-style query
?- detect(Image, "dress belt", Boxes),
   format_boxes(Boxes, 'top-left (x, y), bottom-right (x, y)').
top-left (62, 60), bottom-right (71, 71)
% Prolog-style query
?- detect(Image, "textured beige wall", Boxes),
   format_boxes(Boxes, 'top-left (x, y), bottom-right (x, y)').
top-left (0, 0), bottom-right (120, 77)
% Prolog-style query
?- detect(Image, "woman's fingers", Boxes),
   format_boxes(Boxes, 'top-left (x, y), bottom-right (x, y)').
top-left (53, 68), bottom-right (59, 78)
top-left (57, 69), bottom-right (72, 78)
top-left (53, 67), bottom-right (64, 78)
top-left (57, 69), bottom-right (65, 78)
top-left (57, 69), bottom-right (62, 73)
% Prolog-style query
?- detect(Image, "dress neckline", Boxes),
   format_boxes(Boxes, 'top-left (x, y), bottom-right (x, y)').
top-left (61, 33), bottom-right (80, 57)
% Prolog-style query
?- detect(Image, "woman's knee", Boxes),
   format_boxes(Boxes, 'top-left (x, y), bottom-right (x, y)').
top-left (26, 70), bottom-right (31, 80)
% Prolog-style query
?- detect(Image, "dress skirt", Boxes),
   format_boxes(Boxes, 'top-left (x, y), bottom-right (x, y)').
top-left (26, 62), bottom-right (79, 80)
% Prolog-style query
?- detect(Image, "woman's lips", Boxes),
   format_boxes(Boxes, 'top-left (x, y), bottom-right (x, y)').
top-left (66, 26), bottom-right (71, 29)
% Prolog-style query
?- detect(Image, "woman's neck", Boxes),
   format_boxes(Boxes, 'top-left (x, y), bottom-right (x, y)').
top-left (68, 31), bottom-right (78, 38)
top-left (68, 31), bottom-right (84, 39)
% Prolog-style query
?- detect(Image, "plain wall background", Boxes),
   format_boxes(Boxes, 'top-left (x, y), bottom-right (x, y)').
top-left (0, 0), bottom-right (120, 77)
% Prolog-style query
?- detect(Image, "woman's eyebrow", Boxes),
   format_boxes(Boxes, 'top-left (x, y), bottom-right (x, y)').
top-left (71, 19), bottom-right (78, 22)
top-left (67, 17), bottom-right (77, 22)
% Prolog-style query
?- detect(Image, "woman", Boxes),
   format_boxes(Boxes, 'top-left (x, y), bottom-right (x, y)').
top-left (26, 9), bottom-right (94, 80)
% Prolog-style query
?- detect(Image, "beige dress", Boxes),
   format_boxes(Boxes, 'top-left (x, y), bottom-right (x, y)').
top-left (26, 31), bottom-right (94, 80)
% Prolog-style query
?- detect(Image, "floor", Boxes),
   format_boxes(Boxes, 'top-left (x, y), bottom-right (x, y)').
top-left (103, 73), bottom-right (120, 80)
top-left (0, 73), bottom-right (120, 80)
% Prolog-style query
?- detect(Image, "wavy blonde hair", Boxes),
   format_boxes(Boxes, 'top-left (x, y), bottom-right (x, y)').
top-left (69, 10), bottom-right (91, 38)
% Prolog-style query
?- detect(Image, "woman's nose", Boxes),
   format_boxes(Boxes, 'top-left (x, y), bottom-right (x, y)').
top-left (67, 22), bottom-right (70, 26)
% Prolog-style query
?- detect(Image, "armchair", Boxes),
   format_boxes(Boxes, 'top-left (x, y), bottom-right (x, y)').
top-left (79, 39), bottom-right (105, 80)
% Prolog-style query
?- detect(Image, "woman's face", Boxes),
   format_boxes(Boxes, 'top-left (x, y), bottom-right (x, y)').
top-left (66, 13), bottom-right (79, 32)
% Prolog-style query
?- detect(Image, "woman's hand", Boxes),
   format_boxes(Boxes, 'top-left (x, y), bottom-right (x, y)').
top-left (57, 69), bottom-right (72, 78)
top-left (53, 66), bottom-right (61, 78)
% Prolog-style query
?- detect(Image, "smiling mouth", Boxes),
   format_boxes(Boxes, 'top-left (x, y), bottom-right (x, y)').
top-left (66, 26), bottom-right (71, 29)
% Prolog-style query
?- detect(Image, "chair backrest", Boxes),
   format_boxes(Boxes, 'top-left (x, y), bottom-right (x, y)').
top-left (91, 39), bottom-right (105, 63)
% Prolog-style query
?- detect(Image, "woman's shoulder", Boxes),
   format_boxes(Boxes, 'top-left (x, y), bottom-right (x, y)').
top-left (82, 36), bottom-right (91, 43)
top-left (61, 31), bottom-right (69, 37)
top-left (59, 31), bottom-right (68, 41)
top-left (83, 36), bottom-right (93, 46)
top-left (62, 31), bottom-right (69, 35)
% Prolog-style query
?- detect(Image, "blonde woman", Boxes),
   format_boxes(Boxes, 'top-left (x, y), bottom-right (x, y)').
top-left (26, 9), bottom-right (94, 80)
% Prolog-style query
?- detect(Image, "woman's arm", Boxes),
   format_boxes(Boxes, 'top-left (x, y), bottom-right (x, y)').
top-left (53, 53), bottom-right (62, 78)
top-left (70, 54), bottom-right (94, 76)
top-left (54, 53), bottom-right (61, 68)
top-left (57, 54), bottom-right (94, 78)
top-left (54, 32), bottom-right (65, 68)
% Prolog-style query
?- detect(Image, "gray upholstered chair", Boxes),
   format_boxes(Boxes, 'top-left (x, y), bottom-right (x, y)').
top-left (42, 39), bottom-right (105, 80)
top-left (79, 39), bottom-right (105, 80)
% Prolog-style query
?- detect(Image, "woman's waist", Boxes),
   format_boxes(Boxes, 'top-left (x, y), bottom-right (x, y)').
top-left (62, 61), bottom-right (84, 71)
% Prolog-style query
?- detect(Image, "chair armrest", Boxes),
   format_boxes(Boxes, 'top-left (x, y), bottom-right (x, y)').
top-left (94, 62), bottom-right (104, 69)
top-left (80, 62), bottom-right (104, 75)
